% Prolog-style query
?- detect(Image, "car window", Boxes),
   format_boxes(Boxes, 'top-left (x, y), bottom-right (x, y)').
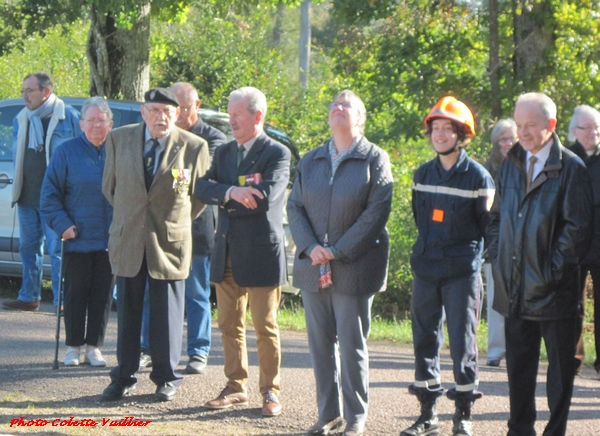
top-left (0, 105), bottom-right (21, 161)
top-left (200, 113), bottom-right (233, 141)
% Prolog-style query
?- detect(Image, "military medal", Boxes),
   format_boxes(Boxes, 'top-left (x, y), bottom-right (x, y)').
top-left (171, 168), bottom-right (191, 193)
top-left (238, 173), bottom-right (262, 186)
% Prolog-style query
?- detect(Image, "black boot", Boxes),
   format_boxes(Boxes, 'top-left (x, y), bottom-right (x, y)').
top-left (446, 388), bottom-right (483, 436)
top-left (400, 384), bottom-right (444, 436)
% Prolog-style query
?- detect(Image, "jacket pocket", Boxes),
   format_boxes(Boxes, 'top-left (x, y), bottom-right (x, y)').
top-left (166, 222), bottom-right (189, 242)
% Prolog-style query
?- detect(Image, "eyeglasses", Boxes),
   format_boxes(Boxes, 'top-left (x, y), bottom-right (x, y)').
top-left (145, 106), bottom-right (176, 117)
top-left (20, 88), bottom-right (42, 95)
top-left (576, 125), bottom-right (600, 133)
top-left (498, 136), bottom-right (517, 144)
top-left (180, 105), bottom-right (196, 114)
top-left (83, 118), bottom-right (111, 125)
top-left (329, 102), bottom-right (353, 111)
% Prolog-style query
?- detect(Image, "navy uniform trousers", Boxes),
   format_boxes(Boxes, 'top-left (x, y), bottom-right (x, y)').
top-left (110, 256), bottom-right (185, 387)
top-left (411, 272), bottom-right (482, 391)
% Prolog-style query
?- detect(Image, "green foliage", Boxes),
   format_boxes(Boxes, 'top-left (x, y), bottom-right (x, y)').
top-left (0, 22), bottom-right (89, 99)
top-left (330, 0), bottom-right (399, 25)
top-left (372, 137), bottom-right (434, 317)
top-left (327, 1), bottom-right (490, 142)
top-left (152, 3), bottom-right (336, 152)
top-left (539, 1), bottom-right (600, 134)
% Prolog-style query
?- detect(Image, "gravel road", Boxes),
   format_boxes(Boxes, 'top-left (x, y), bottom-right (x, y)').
top-left (1, 303), bottom-right (599, 435)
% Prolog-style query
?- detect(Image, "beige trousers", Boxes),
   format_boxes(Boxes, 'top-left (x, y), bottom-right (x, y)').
top-left (216, 255), bottom-right (282, 395)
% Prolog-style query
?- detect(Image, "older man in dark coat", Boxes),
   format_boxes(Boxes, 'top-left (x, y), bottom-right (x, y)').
top-left (488, 92), bottom-right (593, 436)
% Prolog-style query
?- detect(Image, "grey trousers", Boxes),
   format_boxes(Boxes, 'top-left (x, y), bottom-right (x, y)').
top-left (302, 289), bottom-right (374, 428)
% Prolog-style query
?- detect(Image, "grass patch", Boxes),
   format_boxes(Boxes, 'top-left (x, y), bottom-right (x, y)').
top-left (0, 276), bottom-right (53, 301)
top-left (270, 305), bottom-right (597, 365)
top-left (370, 318), bottom-right (414, 343)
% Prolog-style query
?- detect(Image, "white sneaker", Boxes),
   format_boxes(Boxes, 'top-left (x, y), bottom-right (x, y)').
top-left (84, 347), bottom-right (106, 367)
top-left (64, 346), bottom-right (80, 366)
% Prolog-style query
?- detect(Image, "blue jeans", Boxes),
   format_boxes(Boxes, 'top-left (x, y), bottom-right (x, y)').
top-left (141, 254), bottom-right (211, 357)
top-left (17, 204), bottom-right (61, 305)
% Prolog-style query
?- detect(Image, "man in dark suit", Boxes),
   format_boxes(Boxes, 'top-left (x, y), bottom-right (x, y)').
top-left (196, 87), bottom-right (290, 417)
top-left (101, 88), bottom-right (209, 402)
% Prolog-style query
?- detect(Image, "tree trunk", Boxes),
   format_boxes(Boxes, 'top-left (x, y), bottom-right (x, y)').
top-left (512, 0), bottom-right (555, 91)
top-left (299, 0), bottom-right (311, 88)
top-left (488, 0), bottom-right (502, 120)
top-left (87, 1), bottom-right (150, 100)
top-left (270, 4), bottom-right (285, 47)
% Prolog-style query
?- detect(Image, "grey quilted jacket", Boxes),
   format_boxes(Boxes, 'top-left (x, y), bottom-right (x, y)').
top-left (287, 136), bottom-right (393, 295)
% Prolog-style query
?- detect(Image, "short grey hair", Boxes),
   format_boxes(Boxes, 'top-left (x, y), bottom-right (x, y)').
top-left (81, 96), bottom-right (113, 120)
top-left (515, 92), bottom-right (557, 122)
top-left (229, 87), bottom-right (267, 119)
top-left (491, 118), bottom-right (517, 148)
top-left (568, 105), bottom-right (600, 142)
top-left (331, 90), bottom-right (367, 135)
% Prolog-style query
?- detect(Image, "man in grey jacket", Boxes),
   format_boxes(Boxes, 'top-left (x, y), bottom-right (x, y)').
top-left (2, 72), bottom-right (80, 312)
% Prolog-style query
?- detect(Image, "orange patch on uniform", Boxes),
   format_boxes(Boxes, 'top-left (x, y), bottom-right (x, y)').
top-left (432, 209), bottom-right (444, 222)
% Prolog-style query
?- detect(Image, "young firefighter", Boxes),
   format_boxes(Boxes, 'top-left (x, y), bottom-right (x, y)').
top-left (401, 97), bottom-right (494, 436)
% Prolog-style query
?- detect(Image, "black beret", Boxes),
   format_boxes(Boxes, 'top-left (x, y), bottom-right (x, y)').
top-left (144, 87), bottom-right (179, 107)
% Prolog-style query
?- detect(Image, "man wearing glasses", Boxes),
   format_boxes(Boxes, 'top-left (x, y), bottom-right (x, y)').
top-left (136, 82), bottom-right (227, 374)
top-left (567, 105), bottom-right (600, 377)
top-left (101, 88), bottom-right (209, 402)
top-left (3, 72), bottom-right (81, 312)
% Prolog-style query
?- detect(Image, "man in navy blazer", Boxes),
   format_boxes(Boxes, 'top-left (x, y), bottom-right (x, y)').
top-left (196, 87), bottom-right (290, 417)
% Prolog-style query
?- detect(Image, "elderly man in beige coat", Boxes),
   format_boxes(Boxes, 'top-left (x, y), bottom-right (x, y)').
top-left (101, 88), bottom-right (209, 402)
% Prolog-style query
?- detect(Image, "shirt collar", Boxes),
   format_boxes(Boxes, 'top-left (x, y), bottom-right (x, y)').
top-left (526, 137), bottom-right (553, 167)
top-left (238, 134), bottom-right (260, 153)
top-left (144, 128), bottom-right (167, 148)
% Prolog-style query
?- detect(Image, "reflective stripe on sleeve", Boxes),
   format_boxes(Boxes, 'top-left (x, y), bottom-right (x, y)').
top-left (412, 183), bottom-right (495, 200)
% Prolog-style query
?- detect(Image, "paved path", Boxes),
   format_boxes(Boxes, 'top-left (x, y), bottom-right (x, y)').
top-left (0, 303), bottom-right (599, 435)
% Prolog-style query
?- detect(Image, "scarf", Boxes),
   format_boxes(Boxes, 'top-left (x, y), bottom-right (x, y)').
top-left (329, 135), bottom-right (361, 177)
top-left (26, 93), bottom-right (56, 151)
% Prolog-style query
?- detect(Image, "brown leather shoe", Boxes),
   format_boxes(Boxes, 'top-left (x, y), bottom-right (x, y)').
top-left (203, 386), bottom-right (249, 409)
top-left (2, 299), bottom-right (40, 311)
top-left (262, 390), bottom-right (282, 417)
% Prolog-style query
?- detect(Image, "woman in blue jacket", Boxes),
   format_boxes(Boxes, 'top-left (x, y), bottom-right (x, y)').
top-left (41, 97), bottom-right (114, 367)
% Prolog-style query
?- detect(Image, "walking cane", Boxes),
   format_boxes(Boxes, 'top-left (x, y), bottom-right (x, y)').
top-left (52, 239), bottom-right (66, 370)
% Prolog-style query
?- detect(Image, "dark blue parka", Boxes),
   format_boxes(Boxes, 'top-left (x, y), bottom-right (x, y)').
top-left (410, 149), bottom-right (495, 280)
top-left (487, 135), bottom-right (593, 320)
top-left (568, 141), bottom-right (600, 265)
top-left (40, 134), bottom-right (113, 253)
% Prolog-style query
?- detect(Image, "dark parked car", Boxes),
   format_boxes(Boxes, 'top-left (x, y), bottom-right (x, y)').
top-left (0, 97), bottom-right (299, 294)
